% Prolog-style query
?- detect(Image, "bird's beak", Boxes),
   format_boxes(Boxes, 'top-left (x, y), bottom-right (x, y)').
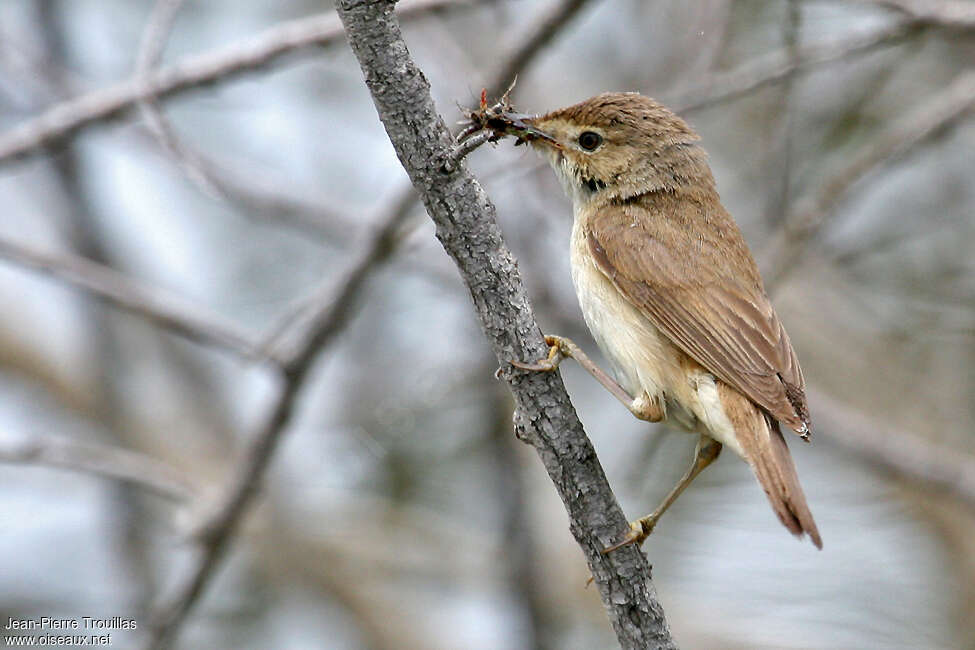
top-left (491, 112), bottom-right (562, 149)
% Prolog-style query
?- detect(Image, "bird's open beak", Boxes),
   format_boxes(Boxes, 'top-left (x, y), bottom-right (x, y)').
top-left (489, 112), bottom-right (562, 149)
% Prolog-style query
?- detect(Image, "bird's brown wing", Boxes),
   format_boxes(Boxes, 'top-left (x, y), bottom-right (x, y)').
top-left (587, 201), bottom-right (810, 433)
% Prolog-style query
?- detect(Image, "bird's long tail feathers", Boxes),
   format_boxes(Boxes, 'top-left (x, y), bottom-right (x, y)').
top-left (717, 383), bottom-right (822, 549)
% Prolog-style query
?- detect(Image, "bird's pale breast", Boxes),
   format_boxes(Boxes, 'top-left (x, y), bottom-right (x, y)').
top-left (569, 208), bottom-right (746, 456)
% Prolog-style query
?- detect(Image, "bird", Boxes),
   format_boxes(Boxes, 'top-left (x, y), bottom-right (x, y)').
top-left (492, 92), bottom-right (821, 552)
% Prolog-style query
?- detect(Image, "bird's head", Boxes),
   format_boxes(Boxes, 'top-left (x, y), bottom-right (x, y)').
top-left (503, 92), bottom-right (713, 206)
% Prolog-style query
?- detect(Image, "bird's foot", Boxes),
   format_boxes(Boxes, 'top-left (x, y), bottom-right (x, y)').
top-left (511, 335), bottom-right (572, 372)
top-left (602, 517), bottom-right (656, 554)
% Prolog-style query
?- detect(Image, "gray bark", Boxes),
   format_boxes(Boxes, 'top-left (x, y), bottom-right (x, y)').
top-left (335, 1), bottom-right (677, 648)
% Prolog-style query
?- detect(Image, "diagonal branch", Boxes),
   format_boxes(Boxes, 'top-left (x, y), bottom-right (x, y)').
top-left (484, 0), bottom-right (597, 100)
top-left (808, 387), bottom-right (975, 508)
top-left (849, 0), bottom-right (975, 28)
top-left (763, 69), bottom-right (975, 288)
top-left (0, 0), bottom-right (473, 165)
top-left (0, 431), bottom-right (194, 501)
top-left (670, 19), bottom-right (919, 114)
top-left (335, 1), bottom-right (674, 648)
top-left (0, 234), bottom-right (270, 362)
top-left (141, 173), bottom-right (414, 650)
top-left (135, 0), bottom-right (225, 198)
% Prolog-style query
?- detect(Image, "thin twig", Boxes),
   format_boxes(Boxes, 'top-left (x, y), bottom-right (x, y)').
top-left (669, 19), bottom-right (919, 114)
top-left (0, 0), bottom-right (472, 165)
top-left (484, 0), bottom-right (597, 100)
top-left (136, 0), bottom-right (224, 197)
top-left (0, 235), bottom-right (272, 363)
top-left (268, 0), bottom-right (601, 346)
top-left (0, 432), bottom-right (194, 501)
top-left (763, 69), bottom-right (975, 288)
top-left (443, 130), bottom-right (496, 172)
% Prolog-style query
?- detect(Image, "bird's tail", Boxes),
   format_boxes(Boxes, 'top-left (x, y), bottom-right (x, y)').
top-left (718, 382), bottom-right (822, 549)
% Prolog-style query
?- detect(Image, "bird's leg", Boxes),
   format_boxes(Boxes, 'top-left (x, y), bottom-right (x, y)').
top-left (603, 435), bottom-right (722, 554)
top-left (512, 335), bottom-right (663, 422)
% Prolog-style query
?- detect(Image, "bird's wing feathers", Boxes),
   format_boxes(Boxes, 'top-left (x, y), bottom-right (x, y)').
top-left (587, 202), bottom-right (810, 433)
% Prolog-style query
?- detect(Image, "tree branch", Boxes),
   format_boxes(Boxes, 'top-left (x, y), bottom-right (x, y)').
top-left (0, 431), bottom-right (194, 501)
top-left (141, 166), bottom-right (414, 650)
top-left (483, 0), bottom-right (597, 100)
top-left (136, 0), bottom-right (226, 198)
top-left (849, 0), bottom-right (975, 28)
top-left (670, 19), bottom-right (919, 114)
top-left (671, 0), bottom-right (975, 117)
top-left (0, 0), bottom-right (473, 165)
top-left (763, 69), bottom-right (975, 288)
top-left (0, 234), bottom-right (270, 362)
top-left (335, 2), bottom-right (675, 648)
top-left (808, 387), bottom-right (975, 508)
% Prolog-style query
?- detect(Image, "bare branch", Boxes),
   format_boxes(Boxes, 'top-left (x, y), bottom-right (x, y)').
top-left (809, 387), bottom-right (975, 508)
top-left (135, 0), bottom-right (185, 89)
top-left (763, 69), bottom-right (975, 288)
top-left (132, 0), bottom-right (359, 236)
top-left (0, 235), bottom-right (270, 363)
top-left (142, 164), bottom-right (414, 650)
top-left (484, 0), bottom-right (598, 100)
top-left (136, 0), bottom-right (225, 198)
top-left (335, 2), bottom-right (675, 648)
top-left (0, 0), bottom-right (473, 165)
top-left (443, 130), bottom-right (497, 172)
top-left (670, 20), bottom-right (919, 114)
top-left (0, 431), bottom-right (194, 501)
top-left (849, 0), bottom-right (975, 28)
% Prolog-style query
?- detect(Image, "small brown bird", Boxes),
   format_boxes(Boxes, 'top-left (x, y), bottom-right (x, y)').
top-left (494, 92), bottom-right (821, 551)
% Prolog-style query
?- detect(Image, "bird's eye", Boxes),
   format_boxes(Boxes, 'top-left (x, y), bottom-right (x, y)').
top-left (578, 131), bottom-right (603, 151)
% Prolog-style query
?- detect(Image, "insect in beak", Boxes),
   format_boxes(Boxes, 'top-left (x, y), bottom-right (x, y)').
top-left (489, 112), bottom-right (562, 149)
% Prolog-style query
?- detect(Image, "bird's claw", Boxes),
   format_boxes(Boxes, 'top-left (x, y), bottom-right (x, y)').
top-left (510, 336), bottom-right (569, 372)
top-left (602, 520), bottom-right (652, 554)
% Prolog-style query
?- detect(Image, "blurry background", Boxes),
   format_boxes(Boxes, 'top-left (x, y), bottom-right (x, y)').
top-left (0, 0), bottom-right (973, 648)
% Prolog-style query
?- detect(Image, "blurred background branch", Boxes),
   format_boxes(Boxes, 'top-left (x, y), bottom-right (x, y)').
top-left (0, 430), bottom-right (194, 500)
top-left (809, 388), bottom-right (975, 507)
top-left (0, 234), bottom-right (269, 361)
top-left (0, 0), bottom-right (471, 163)
top-left (763, 68), bottom-right (975, 288)
top-left (143, 177), bottom-right (416, 650)
top-left (852, 0), bottom-right (975, 27)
